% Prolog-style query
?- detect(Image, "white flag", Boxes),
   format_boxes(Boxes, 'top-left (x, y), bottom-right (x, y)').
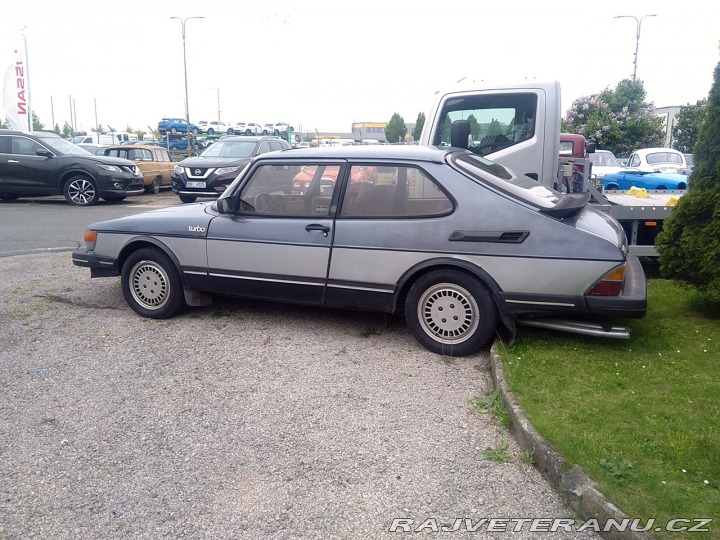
top-left (3, 45), bottom-right (29, 130)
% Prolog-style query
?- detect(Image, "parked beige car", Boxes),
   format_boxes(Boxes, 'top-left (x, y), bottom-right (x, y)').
top-left (104, 145), bottom-right (175, 194)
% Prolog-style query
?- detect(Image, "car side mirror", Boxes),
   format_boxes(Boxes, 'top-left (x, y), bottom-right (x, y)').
top-left (216, 197), bottom-right (234, 214)
top-left (36, 150), bottom-right (54, 158)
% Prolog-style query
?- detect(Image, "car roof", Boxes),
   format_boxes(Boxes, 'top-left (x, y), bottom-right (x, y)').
top-left (255, 144), bottom-right (451, 163)
top-left (0, 129), bottom-right (61, 139)
top-left (632, 147), bottom-right (683, 155)
top-left (105, 144), bottom-right (164, 150)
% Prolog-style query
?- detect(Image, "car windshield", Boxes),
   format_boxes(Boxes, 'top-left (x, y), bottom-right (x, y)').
top-left (42, 137), bottom-right (94, 155)
top-left (453, 153), bottom-right (561, 209)
top-left (200, 140), bottom-right (257, 158)
top-left (589, 152), bottom-right (619, 167)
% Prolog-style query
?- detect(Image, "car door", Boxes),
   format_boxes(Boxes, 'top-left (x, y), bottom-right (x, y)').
top-left (2, 135), bottom-right (59, 191)
top-left (155, 149), bottom-right (173, 185)
top-left (205, 160), bottom-right (344, 304)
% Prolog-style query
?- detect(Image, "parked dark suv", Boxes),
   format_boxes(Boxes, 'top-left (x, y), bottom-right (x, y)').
top-left (171, 136), bottom-right (291, 203)
top-left (0, 130), bottom-right (145, 206)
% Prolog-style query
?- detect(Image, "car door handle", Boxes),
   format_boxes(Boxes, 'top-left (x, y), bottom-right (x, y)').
top-left (8, 159), bottom-right (20, 164)
top-left (305, 223), bottom-right (330, 237)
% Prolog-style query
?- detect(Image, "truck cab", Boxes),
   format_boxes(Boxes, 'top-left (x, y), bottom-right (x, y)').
top-left (419, 81), bottom-right (562, 189)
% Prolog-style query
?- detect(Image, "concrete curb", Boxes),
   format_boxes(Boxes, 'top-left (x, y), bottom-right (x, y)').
top-left (490, 342), bottom-right (655, 540)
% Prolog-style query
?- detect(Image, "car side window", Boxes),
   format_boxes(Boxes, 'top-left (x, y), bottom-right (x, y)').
top-left (11, 136), bottom-right (45, 156)
top-left (628, 155), bottom-right (639, 167)
top-left (340, 165), bottom-right (452, 218)
top-left (238, 163), bottom-right (338, 217)
top-left (257, 142), bottom-right (270, 155)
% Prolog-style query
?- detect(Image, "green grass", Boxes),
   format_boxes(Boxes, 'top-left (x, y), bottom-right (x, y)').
top-left (499, 279), bottom-right (719, 539)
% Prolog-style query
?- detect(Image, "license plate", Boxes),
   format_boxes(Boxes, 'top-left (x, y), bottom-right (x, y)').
top-left (186, 181), bottom-right (206, 188)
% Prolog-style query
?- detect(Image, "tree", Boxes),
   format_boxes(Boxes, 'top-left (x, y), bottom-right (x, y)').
top-left (0, 118), bottom-right (8, 129)
top-left (31, 111), bottom-right (44, 131)
top-left (562, 79), bottom-right (665, 156)
top-left (62, 122), bottom-right (74, 138)
top-left (385, 113), bottom-right (407, 144)
top-left (412, 112), bottom-right (425, 141)
top-left (655, 60), bottom-right (720, 306)
top-left (672, 99), bottom-right (707, 153)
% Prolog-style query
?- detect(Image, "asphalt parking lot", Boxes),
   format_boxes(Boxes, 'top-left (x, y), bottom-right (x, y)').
top-left (0, 250), bottom-right (600, 539)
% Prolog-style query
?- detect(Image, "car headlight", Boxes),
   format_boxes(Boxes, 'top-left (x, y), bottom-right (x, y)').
top-left (215, 166), bottom-right (240, 175)
top-left (98, 164), bottom-right (122, 173)
top-left (173, 165), bottom-right (184, 174)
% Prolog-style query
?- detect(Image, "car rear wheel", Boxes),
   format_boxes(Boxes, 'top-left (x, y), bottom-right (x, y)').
top-left (208, 128), bottom-right (215, 135)
top-left (122, 247), bottom-right (186, 319)
top-left (64, 175), bottom-right (99, 206)
top-left (179, 195), bottom-right (197, 203)
top-left (273, 130), bottom-right (280, 136)
top-left (405, 269), bottom-right (497, 356)
top-left (146, 177), bottom-right (162, 194)
top-left (245, 129), bottom-right (252, 136)
top-left (171, 127), bottom-right (178, 134)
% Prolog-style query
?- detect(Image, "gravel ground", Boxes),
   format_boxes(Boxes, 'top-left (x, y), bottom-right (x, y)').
top-left (0, 252), bottom-right (600, 540)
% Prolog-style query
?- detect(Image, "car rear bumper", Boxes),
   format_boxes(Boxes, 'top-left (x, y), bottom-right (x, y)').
top-left (584, 254), bottom-right (647, 319)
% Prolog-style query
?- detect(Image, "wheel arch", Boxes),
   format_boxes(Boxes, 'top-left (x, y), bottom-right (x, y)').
top-left (117, 237), bottom-right (188, 287)
top-left (60, 170), bottom-right (94, 191)
top-left (392, 257), bottom-right (516, 343)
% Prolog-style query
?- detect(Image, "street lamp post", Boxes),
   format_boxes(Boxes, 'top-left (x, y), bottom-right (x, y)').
top-left (614, 14), bottom-right (656, 81)
top-left (170, 16), bottom-right (204, 155)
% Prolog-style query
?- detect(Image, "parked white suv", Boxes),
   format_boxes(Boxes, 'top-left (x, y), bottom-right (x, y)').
top-left (204, 121), bottom-right (233, 135)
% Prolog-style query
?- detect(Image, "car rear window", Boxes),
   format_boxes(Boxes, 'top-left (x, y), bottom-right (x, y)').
top-left (452, 152), bottom-right (563, 209)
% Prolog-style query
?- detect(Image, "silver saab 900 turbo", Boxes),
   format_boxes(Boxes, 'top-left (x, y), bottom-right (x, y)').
top-left (72, 145), bottom-right (647, 356)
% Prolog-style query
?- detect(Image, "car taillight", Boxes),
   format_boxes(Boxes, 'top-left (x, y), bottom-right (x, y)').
top-left (586, 264), bottom-right (626, 296)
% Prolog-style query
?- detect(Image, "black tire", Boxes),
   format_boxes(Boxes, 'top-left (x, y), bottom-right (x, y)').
top-left (145, 177), bottom-right (162, 194)
top-left (262, 130), bottom-right (268, 136)
top-left (0, 194), bottom-right (19, 201)
top-left (121, 247), bottom-right (186, 319)
top-left (404, 269), bottom-right (497, 356)
top-left (63, 175), bottom-right (100, 206)
top-left (227, 129), bottom-right (233, 135)
top-left (192, 128), bottom-right (199, 135)
top-left (273, 130), bottom-right (280, 136)
top-left (245, 129), bottom-right (251, 136)
top-left (171, 127), bottom-right (178, 134)
top-left (208, 128), bottom-right (215, 135)
top-left (179, 195), bottom-right (197, 203)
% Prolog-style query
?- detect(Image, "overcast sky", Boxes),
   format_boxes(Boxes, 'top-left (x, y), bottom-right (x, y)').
top-left (3, 0), bottom-right (719, 135)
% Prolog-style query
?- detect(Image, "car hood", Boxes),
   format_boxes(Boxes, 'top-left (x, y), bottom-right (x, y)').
top-left (177, 156), bottom-right (252, 168)
top-left (88, 202), bottom-right (216, 235)
top-left (82, 154), bottom-right (138, 167)
top-left (592, 165), bottom-right (624, 177)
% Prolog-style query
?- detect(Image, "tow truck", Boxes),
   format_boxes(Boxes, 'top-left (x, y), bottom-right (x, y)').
top-left (419, 80), bottom-right (681, 257)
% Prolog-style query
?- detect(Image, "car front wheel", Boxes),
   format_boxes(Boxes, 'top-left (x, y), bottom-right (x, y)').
top-left (121, 247), bottom-right (186, 319)
top-left (64, 175), bottom-right (99, 206)
top-left (405, 269), bottom-right (497, 356)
